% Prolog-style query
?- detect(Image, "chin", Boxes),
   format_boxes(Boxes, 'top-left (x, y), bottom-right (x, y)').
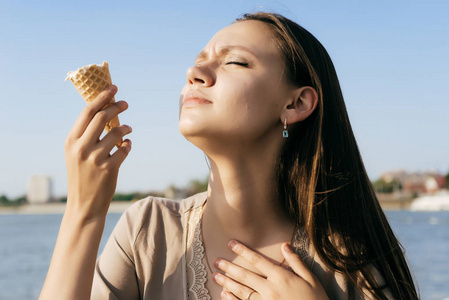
top-left (178, 108), bottom-right (213, 136)
top-left (178, 119), bottom-right (219, 153)
top-left (179, 118), bottom-right (206, 140)
top-left (179, 116), bottom-right (196, 136)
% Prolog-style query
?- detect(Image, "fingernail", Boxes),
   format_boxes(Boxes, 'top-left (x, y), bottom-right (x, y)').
top-left (213, 273), bottom-right (223, 283)
top-left (228, 240), bottom-right (237, 250)
top-left (107, 85), bottom-right (117, 92)
top-left (126, 125), bottom-right (132, 132)
top-left (284, 243), bottom-right (293, 253)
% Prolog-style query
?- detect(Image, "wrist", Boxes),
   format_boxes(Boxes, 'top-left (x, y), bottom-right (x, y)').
top-left (64, 195), bottom-right (110, 223)
top-left (64, 205), bottom-right (108, 229)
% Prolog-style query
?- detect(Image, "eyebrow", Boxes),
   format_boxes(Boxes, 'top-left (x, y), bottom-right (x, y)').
top-left (195, 45), bottom-right (257, 62)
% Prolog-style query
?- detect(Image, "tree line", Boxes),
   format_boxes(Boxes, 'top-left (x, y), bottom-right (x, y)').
top-left (0, 176), bottom-right (209, 206)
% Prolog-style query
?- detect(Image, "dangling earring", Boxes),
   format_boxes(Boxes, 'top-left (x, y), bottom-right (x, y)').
top-left (283, 118), bottom-right (289, 138)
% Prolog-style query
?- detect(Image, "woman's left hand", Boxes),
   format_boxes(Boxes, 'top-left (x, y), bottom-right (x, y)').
top-left (212, 240), bottom-right (329, 300)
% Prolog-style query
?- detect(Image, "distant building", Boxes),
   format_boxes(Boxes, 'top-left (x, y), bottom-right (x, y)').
top-left (164, 185), bottom-right (187, 200)
top-left (380, 169), bottom-right (447, 195)
top-left (27, 175), bottom-right (53, 204)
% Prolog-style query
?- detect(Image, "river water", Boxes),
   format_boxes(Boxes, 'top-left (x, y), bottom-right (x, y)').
top-left (0, 210), bottom-right (448, 299)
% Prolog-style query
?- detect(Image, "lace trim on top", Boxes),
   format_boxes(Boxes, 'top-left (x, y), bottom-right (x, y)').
top-left (186, 204), bottom-right (210, 300)
top-left (186, 203), bottom-right (311, 300)
top-left (291, 226), bottom-right (310, 262)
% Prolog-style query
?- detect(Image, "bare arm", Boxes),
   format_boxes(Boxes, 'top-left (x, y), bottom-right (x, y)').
top-left (39, 85), bottom-right (132, 300)
top-left (39, 211), bottom-right (106, 299)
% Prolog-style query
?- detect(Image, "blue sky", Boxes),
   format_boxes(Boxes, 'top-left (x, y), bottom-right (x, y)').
top-left (1, 0), bottom-right (448, 198)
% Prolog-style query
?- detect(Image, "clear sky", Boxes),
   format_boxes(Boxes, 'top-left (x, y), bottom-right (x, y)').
top-left (1, 0), bottom-right (448, 198)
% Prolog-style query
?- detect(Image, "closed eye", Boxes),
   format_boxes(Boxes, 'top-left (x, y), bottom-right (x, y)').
top-left (226, 61), bottom-right (249, 67)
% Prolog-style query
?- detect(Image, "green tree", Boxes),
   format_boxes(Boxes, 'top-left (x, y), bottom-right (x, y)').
top-left (0, 194), bottom-right (26, 206)
top-left (12, 196), bottom-right (27, 205)
top-left (186, 177), bottom-right (209, 196)
top-left (372, 178), bottom-right (402, 193)
top-left (112, 192), bottom-right (136, 201)
top-left (0, 195), bottom-right (9, 205)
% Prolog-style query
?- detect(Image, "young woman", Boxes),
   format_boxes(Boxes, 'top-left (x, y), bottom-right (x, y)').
top-left (40, 12), bottom-right (418, 300)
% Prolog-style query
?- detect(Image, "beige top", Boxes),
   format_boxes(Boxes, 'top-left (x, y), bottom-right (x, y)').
top-left (91, 192), bottom-right (378, 299)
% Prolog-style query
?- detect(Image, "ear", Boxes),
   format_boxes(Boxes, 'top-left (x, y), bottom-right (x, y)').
top-left (282, 86), bottom-right (318, 125)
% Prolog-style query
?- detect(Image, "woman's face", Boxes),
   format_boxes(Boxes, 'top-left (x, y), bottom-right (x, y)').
top-left (179, 20), bottom-right (294, 148)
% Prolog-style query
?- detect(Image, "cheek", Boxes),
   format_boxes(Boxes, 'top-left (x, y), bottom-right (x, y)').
top-left (216, 77), bottom-right (282, 134)
top-left (225, 76), bottom-right (268, 105)
top-left (215, 80), bottom-right (252, 123)
top-left (236, 76), bottom-right (282, 117)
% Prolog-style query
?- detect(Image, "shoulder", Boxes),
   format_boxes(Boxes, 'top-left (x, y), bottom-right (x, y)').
top-left (116, 191), bottom-right (208, 239)
top-left (123, 191), bottom-right (208, 218)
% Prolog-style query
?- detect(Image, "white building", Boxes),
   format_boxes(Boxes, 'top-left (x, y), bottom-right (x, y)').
top-left (410, 190), bottom-right (449, 211)
top-left (27, 175), bottom-right (53, 204)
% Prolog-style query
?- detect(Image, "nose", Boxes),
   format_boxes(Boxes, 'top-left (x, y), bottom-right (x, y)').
top-left (186, 65), bottom-right (215, 87)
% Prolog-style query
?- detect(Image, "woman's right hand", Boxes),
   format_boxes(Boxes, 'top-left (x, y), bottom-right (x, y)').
top-left (64, 85), bottom-right (132, 220)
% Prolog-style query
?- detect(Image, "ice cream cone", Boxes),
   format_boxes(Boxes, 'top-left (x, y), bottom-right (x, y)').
top-left (66, 61), bottom-right (122, 147)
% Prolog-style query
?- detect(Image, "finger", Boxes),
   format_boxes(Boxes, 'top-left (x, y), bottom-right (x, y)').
top-left (228, 240), bottom-right (280, 277)
top-left (110, 138), bottom-right (132, 167)
top-left (96, 125), bottom-right (132, 154)
top-left (220, 291), bottom-right (239, 300)
top-left (213, 273), bottom-right (258, 300)
top-left (214, 258), bottom-right (266, 293)
top-left (82, 100), bottom-right (128, 145)
top-left (69, 85), bottom-right (118, 139)
top-left (281, 243), bottom-right (315, 283)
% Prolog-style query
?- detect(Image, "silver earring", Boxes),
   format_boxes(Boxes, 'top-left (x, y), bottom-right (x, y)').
top-left (283, 118), bottom-right (289, 138)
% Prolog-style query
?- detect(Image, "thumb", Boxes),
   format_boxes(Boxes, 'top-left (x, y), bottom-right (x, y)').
top-left (281, 243), bottom-right (314, 283)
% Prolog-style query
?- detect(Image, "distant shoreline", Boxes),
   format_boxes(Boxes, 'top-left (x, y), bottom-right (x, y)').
top-left (0, 200), bottom-right (407, 215)
top-left (2, 195), bottom-right (446, 215)
top-left (0, 201), bottom-right (134, 215)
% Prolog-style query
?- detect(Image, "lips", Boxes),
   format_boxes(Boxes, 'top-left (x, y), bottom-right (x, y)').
top-left (182, 91), bottom-right (212, 107)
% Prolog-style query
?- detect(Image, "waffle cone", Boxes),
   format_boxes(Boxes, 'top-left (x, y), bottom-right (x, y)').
top-left (66, 61), bottom-right (122, 147)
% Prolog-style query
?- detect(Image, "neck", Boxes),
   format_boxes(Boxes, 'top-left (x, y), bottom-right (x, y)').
top-left (203, 145), bottom-right (294, 250)
top-left (197, 136), bottom-right (296, 281)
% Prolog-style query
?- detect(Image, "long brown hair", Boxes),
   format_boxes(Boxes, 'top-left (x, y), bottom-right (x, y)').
top-left (236, 12), bottom-right (418, 299)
